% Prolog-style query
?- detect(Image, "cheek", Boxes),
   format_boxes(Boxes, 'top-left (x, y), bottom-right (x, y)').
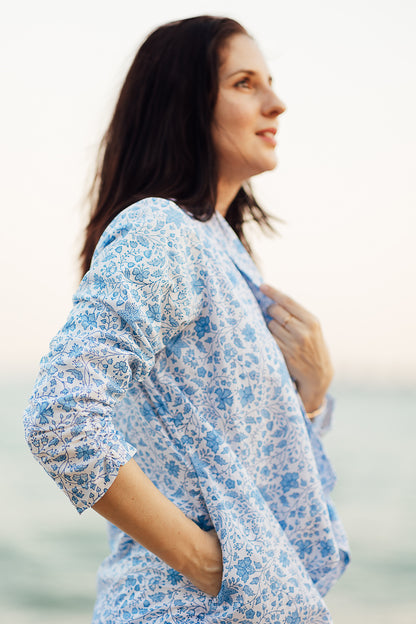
top-left (225, 107), bottom-right (253, 136)
top-left (213, 114), bottom-right (254, 162)
top-left (214, 96), bottom-right (254, 137)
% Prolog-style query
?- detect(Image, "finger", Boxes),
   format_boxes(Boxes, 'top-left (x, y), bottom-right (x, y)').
top-left (268, 319), bottom-right (298, 348)
top-left (260, 284), bottom-right (312, 324)
top-left (267, 303), bottom-right (302, 332)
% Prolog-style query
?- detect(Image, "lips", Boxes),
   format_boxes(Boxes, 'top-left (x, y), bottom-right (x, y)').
top-left (257, 127), bottom-right (277, 136)
top-left (256, 127), bottom-right (277, 146)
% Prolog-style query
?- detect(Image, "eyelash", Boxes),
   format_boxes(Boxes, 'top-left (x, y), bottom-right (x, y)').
top-left (233, 77), bottom-right (274, 90)
top-left (235, 77), bottom-right (252, 89)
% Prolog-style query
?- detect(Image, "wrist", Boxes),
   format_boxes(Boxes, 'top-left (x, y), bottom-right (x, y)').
top-left (306, 397), bottom-right (327, 420)
top-left (299, 386), bottom-right (326, 413)
top-left (298, 374), bottom-right (332, 413)
top-left (174, 519), bottom-right (209, 577)
top-left (181, 527), bottom-right (223, 596)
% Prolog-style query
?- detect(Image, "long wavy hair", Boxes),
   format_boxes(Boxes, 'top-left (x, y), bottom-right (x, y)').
top-left (80, 15), bottom-right (274, 276)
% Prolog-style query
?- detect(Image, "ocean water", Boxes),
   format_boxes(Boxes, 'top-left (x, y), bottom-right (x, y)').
top-left (1, 379), bottom-right (415, 623)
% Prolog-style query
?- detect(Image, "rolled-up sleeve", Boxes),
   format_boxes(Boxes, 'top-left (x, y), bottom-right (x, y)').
top-left (24, 199), bottom-right (202, 513)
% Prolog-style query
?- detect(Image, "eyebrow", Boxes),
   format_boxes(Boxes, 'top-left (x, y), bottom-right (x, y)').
top-left (224, 69), bottom-right (273, 83)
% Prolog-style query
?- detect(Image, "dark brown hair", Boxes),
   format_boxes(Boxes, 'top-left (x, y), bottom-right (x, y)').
top-left (80, 15), bottom-right (274, 276)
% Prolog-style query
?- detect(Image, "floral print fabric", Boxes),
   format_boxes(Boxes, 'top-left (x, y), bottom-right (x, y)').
top-left (24, 198), bottom-right (349, 623)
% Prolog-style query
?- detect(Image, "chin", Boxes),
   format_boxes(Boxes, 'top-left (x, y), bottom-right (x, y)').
top-left (266, 160), bottom-right (278, 171)
top-left (254, 159), bottom-right (278, 176)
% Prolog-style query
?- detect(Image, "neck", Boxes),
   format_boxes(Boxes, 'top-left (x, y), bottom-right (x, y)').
top-left (215, 177), bottom-right (242, 217)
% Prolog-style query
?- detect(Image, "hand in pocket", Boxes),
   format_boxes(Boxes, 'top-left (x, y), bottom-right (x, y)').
top-left (184, 528), bottom-right (223, 596)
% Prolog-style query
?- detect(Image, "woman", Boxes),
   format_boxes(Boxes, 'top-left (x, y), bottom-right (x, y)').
top-left (24, 15), bottom-right (349, 623)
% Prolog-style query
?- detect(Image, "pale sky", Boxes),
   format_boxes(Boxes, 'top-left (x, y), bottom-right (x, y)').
top-left (1, 0), bottom-right (415, 384)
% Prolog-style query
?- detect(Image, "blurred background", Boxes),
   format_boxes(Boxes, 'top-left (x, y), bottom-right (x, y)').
top-left (1, 0), bottom-right (415, 622)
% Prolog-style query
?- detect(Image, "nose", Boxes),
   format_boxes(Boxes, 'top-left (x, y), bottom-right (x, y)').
top-left (263, 88), bottom-right (286, 118)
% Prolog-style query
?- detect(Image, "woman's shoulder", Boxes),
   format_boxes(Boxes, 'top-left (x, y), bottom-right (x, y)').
top-left (94, 198), bottom-right (200, 256)
top-left (119, 197), bottom-right (191, 226)
top-left (90, 198), bottom-right (207, 274)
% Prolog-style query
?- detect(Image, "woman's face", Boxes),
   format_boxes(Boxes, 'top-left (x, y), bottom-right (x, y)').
top-left (212, 34), bottom-right (286, 186)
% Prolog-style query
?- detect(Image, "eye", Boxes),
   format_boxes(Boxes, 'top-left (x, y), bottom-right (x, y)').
top-left (234, 77), bottom-right (252, 89)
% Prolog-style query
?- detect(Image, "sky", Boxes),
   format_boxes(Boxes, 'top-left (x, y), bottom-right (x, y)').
top-left (1, 0), bottom-right (415, 384)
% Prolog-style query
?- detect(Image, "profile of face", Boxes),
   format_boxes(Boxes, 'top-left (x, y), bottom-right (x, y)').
top-left (212, 34), bottom-right (286, 187)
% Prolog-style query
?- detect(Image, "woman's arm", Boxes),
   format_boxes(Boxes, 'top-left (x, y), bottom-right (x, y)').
top-left (25, 203), bottom-right (222, 594)
top-left (24, 201), bottom-right (204, 513)
top-left (92, 457), bottom-right (223, 596)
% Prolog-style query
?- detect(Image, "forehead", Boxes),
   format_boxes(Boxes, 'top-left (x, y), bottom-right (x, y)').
top-left (219, 34), bottom-right (270, 78)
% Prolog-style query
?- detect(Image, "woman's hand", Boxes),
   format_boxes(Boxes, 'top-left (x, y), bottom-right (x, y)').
top-left (260, 284), bottom-right (334, 413)
top-left (184, 528), bottom-right (223, 596)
